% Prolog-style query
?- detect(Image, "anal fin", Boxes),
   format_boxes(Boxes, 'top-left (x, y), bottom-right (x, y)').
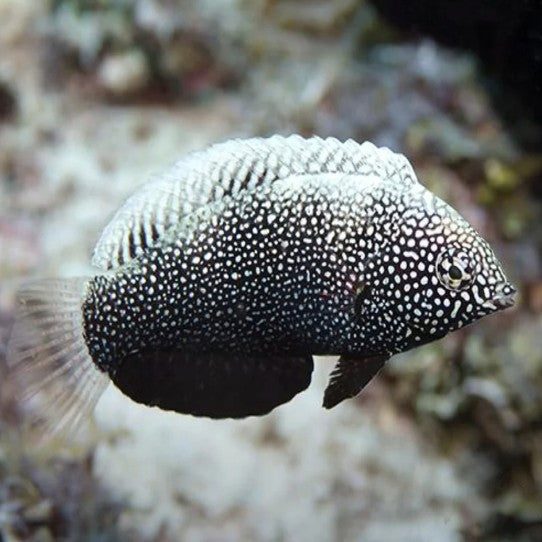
top-left (323, 354), bottom-right (388, 409)
top-left (112, 348), bottom-right (314, 418)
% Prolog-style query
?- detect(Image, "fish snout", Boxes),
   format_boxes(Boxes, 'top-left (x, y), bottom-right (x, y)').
top-left (485, 282), bottom-right (517, 311)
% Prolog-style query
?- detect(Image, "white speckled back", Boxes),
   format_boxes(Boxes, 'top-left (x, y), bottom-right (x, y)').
top-left (91, 135), bottom-right (419, 270)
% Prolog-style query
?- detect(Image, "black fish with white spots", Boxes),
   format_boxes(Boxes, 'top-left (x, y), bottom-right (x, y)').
top-left (8, 135), bottom-right (516, 433)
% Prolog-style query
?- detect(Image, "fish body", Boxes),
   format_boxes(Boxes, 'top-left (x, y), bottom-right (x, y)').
top-left (85, 174), bottom-right (389, 366)
top-left (8, 135), bottom-right (516, 432)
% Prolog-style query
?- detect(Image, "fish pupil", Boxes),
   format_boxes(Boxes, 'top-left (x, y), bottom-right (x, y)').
top-left (449, 265), bottom-right (462, 280)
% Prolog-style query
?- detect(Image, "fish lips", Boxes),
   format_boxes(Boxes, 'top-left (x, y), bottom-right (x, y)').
top-left (482, 282), bottom-right (517, 311)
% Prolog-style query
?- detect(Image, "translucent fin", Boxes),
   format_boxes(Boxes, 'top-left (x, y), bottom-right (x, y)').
top-left (92, 135), bottom-right (420, 270)
top-left (7, 278), bottom-right (109, 440)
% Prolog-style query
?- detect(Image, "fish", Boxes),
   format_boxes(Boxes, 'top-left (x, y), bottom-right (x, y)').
top-left (7, 135), bottom-right (516, 434)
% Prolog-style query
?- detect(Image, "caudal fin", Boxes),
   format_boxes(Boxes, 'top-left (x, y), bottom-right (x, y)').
top-left (7, 278), bottom-right (109, 439)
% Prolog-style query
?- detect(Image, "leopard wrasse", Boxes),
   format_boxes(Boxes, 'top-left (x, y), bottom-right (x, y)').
top-left (8, 135), bottom-right (516, 434)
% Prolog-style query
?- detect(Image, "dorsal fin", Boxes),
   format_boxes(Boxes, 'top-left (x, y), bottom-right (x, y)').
top-left (92, 135), bottom-right (419, 270)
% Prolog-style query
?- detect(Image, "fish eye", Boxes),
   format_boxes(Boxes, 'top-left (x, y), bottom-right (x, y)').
top-left (436, 249), bottom-right (474, 290)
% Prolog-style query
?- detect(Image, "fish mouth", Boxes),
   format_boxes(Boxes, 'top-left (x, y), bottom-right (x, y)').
top-left (482, 283), bottom-right (517, 311)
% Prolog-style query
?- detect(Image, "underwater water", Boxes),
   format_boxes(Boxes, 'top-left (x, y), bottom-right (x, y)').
top-left (1, 1), bottom-right (541, 541)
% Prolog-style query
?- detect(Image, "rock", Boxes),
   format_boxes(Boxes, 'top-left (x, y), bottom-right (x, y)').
top-left (369, 0), bottom-right (542, 147)
top-left (0, 80), bottom-right (17, 123)
top-left (23, 500), bottom-right (53, 524)
top-left (97, 50), bottom-right (150, 97)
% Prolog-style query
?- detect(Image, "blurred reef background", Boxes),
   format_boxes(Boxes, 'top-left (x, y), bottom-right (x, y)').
top-left (1, 1), bottom-right (541, 541)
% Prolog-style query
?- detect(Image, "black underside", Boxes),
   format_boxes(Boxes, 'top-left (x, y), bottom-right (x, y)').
top-left (111, 348), bottom-right (314, 418)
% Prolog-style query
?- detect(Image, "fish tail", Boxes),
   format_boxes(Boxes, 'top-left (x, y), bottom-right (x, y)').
top-left (7, 277), bottom-right (109, 440)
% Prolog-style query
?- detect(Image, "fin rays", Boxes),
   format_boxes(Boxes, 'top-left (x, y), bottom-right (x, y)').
top-left (8, 278), bottom-right (109, 439)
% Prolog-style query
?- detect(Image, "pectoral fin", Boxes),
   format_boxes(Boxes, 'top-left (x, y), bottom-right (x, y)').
top-left (323, 354), bottom-right (388, 409)
top-left (112, 348), bottom-right (314, 418)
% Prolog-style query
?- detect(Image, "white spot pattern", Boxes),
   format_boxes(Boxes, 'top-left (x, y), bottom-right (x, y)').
top-left (82, 158), bottom-right (513, 375)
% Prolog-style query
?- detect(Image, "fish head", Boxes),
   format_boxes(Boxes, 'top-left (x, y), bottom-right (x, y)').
top-left (380, 193), bottom-right (516, 353)
top-left (433, 238), bottom-right (516, 319)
